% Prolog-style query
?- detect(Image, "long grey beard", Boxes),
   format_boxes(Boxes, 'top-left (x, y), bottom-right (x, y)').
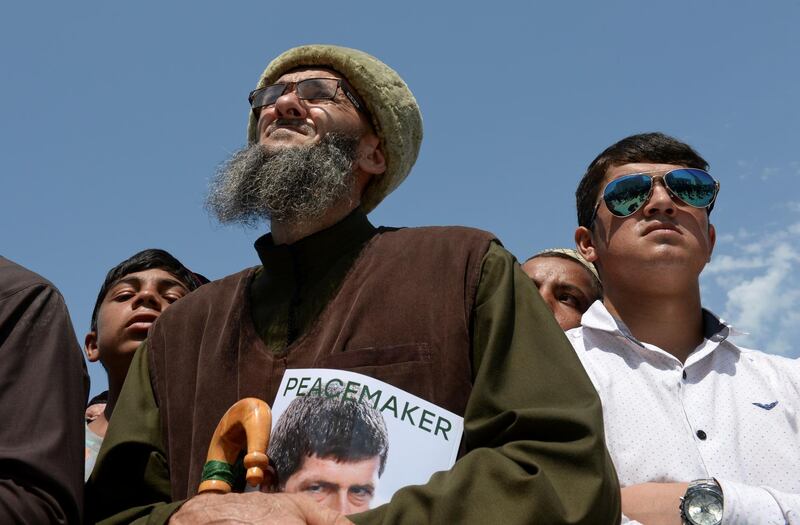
top-left (206, 134), bottom-right (359, 226)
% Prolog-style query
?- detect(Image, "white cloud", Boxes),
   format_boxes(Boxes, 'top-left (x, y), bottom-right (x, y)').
top-left (732, 160), bottom-right (800, 182)
top-left (705, 254), bottom-right (766, 274)
top-left (715, 233), bottom-right (736, 244)
top-left (780, 201), bottom-right (800, 213)
top-left (707, 159), bottom-right (800, 356)
top-left (723, 243), bottom-right (796, 334)
top-left (712, 221), bottom-right (800, 255)
top-left (760, 167), bottom-right (779, 180)
top-left (702, 222), bottom-right (800, 357)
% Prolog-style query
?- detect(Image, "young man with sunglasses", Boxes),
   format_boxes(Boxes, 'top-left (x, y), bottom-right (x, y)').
top-left (572, 132), bottom-right (800, 525)
top-left (87, 45), bottom-right (619, 525)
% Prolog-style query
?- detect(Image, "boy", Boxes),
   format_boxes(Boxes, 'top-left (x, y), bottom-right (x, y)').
top-left (84, 249), bottom-right (206, 478)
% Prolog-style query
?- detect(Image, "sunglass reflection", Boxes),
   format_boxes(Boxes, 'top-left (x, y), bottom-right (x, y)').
top-left (598, 169), bottom-right (719, 222)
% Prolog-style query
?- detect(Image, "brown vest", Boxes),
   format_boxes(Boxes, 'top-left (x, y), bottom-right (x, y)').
top-left (148, 225), bottom-right (495, 499)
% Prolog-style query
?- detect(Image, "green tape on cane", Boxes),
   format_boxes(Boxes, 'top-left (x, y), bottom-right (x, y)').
top-left (201, 460), bottom-right (236, 486)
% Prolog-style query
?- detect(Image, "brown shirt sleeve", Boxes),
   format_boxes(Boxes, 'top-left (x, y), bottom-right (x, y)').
top-left (351, 242), bottom-right (621, 524)
top-left (0, 266), bottom-right (88, 524)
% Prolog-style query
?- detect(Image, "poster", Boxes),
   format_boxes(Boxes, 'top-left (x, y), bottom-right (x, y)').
top-left (267, 368), bottom-right (464, 513)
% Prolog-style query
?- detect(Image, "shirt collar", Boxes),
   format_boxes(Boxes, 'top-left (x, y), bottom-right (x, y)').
top-left (582, 301), bottom-right (743, 337)
top-left (580, 300), bottom-right (746, 363)
top-left (253, 208), bottom-right (377, 276)
top-left (580, 300), bottom-right (628, 335)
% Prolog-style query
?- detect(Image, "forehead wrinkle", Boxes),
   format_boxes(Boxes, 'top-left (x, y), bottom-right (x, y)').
top-left (276, 66), bottom-right (343, 83)
top-left (271, 70), bottom-right (359, 115)
top-left (535, 257), bottom-right (598, 295)
top-left (108, 276), bottom-right (144, 291)
top-left (605, 163), bottom-right (688, 183)
top-left (155, 277), bottom-right (189, 292)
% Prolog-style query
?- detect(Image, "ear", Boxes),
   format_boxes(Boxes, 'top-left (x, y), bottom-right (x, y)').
top-left (355, 133), bottom-right (386, 176)
top-left (707, 222), bottom-right (716, 262)
top-left (84, 331), bottom-right (100, 363)
top-left (575, 226), bottom-right (598, 262)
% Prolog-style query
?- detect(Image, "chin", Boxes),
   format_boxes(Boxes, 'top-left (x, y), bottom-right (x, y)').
top-left (120, 339), bottom-right (146, 355)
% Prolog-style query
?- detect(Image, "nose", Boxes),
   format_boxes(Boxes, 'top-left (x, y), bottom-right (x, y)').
top-left (333, 491), bottom-right (353, 515)
top-left (133, 288), bottom-right (163, 311)
top-left (642, 177), bottom-right (675, 217)
top-left (273, 89), bottom-right (308, 119)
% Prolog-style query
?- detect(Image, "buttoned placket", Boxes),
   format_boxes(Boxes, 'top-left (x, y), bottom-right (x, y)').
top-left (615, 329), bottom-right (721, 477)
top-left (682, 337), bottom-right (727, 467)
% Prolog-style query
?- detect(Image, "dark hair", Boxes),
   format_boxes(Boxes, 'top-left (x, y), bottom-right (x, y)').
top-left (90, 249), bottom-right (208, 331)
top-left (576, 132), bottom-right (710, 228)
top-left (526, 252), bottom-right (603, 301)
top-left (268, 387), bottom-right (389, 487)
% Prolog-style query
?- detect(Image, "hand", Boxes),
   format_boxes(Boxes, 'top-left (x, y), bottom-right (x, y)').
top-left (621, 482), bottom-right (689, 525)
top-left (169, 492), bottom-right (355, 525)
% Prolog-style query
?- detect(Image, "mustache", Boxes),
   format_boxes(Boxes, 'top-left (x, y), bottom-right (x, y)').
top-left (266, 118), bottom-right (315, 135)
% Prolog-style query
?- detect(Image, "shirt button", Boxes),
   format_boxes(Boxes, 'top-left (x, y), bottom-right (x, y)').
top-left (682, 370), bottom-right (687, 380)
top-left (696, 430), bottom-right (707, 440)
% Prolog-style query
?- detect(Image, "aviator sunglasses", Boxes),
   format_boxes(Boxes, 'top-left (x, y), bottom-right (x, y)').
top-left (248, 77), bottom-right (368, 118)
top-left (591, 168), bottom-right (720, 225)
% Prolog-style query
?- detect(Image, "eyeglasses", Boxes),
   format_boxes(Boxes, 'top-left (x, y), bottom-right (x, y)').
top-left (591, 168), bottom-right (720, 225)
top-left (248, 77), bottom-right (368, 118)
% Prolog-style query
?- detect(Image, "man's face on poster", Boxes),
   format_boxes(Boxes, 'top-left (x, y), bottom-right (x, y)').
top-left (283, 454), bottom-right (381, 514)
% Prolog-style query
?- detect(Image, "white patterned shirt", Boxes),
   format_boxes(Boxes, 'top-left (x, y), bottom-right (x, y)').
top-left (568, 301), bottom-right (800, 525)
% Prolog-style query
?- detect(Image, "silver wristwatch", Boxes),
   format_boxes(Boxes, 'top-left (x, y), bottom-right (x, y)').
top-left (680, 478), bottom-right (724, 525)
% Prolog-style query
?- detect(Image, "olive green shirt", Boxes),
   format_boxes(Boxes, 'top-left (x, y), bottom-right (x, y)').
top-left (87, 213), bottom-right (619, 524)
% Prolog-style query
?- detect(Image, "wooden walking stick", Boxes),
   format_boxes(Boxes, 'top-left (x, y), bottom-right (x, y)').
top-left (197, 397), bottom-right (273, 494)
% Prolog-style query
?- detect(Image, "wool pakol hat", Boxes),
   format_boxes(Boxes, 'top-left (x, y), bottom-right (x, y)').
top-left (247, 45), bottom-right (423, 214)
top-left (533, 248), bottom-right (601, 283)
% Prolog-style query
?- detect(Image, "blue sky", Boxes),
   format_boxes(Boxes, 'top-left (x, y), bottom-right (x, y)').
top-left (2, 1), bottom-right (798, 397)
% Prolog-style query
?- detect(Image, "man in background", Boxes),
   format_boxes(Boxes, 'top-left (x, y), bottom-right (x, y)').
top-left (0, 257), bottom-right (88, 523)
top-left (521, 248), bottom-right (602, 330)
top-left (572, 132), bottom-right (800, 524)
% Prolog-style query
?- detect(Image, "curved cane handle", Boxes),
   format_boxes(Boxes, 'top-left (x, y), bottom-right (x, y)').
top-left (197, 397), bottom-right (272, 494)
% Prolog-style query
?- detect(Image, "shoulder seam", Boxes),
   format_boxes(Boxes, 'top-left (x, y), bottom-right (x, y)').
top-left (0, 280), bottom-right (54, 303)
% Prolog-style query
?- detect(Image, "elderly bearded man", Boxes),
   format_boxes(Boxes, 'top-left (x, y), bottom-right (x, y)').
top-left (87, 45), bottom-right (619, 525)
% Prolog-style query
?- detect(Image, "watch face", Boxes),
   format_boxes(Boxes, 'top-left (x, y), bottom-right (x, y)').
top-left (686, 491), bottom-right (723, 525)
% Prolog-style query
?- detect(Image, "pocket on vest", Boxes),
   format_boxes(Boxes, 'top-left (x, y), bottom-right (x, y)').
top-left (318, 343), bottom-right (434, 402)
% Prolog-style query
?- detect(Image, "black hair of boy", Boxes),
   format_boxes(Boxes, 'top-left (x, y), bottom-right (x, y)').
top-left (90, 248), bottom-right (208, 331)
top-left (575, 132), bottom-right (710, 228)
